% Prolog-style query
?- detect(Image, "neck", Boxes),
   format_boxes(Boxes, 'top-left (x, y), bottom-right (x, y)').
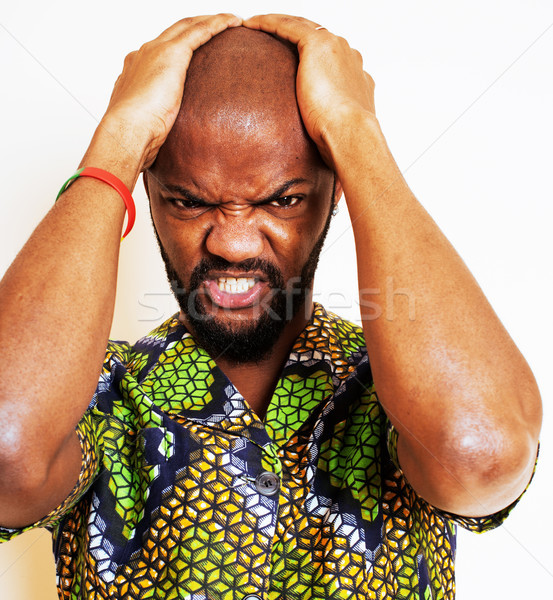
top-left (185, 299), bottom-right (314, 419)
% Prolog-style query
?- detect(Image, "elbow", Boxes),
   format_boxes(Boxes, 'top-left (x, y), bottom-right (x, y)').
top-left (435, 412), bottom-right (539, 515)
top-left (0, 420), bottom-right (52, 500)
top-left (451, 381), bottom-right (542, 495)
top-left (448, 423), bottom-right (536, 483)
top-left (399, 367), bottom-right (542, 516)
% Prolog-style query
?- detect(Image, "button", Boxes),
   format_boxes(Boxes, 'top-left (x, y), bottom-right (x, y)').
top-left (255, 471), bottom-right (280, 496)
top-left (244, 596), bottom-right (262, 600)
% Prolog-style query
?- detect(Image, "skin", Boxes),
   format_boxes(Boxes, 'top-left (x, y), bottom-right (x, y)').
top-left (0, 13), bottom-right (541, 531)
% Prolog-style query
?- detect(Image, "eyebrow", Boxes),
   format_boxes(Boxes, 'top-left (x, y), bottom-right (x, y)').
top-left (159, 178), bottom-right (312, 205)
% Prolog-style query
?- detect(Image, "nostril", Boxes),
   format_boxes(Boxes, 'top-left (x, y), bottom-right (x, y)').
top-left (205, 224), bottom-right (264, 263)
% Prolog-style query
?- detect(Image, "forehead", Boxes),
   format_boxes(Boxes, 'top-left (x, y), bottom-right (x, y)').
top-left (150, 27), bottom-right (327, 192)
top-left (152, 111), bottom-right (326, 200)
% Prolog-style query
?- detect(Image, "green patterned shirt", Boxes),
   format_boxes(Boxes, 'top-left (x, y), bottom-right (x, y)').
top-left (0, 304), bottom-right (520, 599)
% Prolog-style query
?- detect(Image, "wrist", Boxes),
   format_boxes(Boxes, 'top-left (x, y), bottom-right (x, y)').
top-left (323, 109), bottom-right (411, 217)
top-left (322, 108), bottom-right (387, 169)
top-left (80, 115), bottom-right (153, 191)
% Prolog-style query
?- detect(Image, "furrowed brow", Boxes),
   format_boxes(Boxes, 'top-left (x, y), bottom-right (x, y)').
top-left (256, 179), bottom-right (311, 205)
top-left (160, 184), bottom-right (209, 204)
top-left (159, 178), bottom-right (311, 204)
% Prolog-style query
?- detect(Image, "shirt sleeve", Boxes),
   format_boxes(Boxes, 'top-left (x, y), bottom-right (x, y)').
top-left (386, 419), bottom-right (538, 533)
top-left (0, 340), bottom-right (130, 543)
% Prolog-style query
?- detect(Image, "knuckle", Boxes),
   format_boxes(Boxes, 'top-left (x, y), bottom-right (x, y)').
top-left (137, 41), bottom-right (155, 56)
top-left (141, 38), bottom-right (179, 62)
top-left (123, 50), bottom-right (137, 64)
top-left (171, 16), bottom-right (197, 28)
top-left (279, 14), bottom-right (301, 28)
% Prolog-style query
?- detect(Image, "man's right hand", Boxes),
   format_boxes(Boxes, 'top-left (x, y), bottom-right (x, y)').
top-left (100, 14), bottom-right (242, 172)
top-left (0, 14), bottom-right (240, 529)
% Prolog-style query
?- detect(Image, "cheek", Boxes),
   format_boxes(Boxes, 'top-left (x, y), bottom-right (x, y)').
top-left (151, 210), bottom-right (206, 269)
top-left (150, 200), bottom-right (170, 241)
top-left (272, 219), bottom-right (325, 271)
top-left (169, 229), bottom-right (209, 274)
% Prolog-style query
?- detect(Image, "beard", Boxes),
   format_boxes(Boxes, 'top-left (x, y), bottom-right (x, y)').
top-left (155, 187), bottom-right (334, 364)
top-left (166, 256), bottom-right (299, 364)
top-left (159, 227), bottom-right (329, 364)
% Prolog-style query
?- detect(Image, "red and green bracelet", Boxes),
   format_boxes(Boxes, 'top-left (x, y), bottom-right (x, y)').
top-left (56, 166), bottom-right (136, 239)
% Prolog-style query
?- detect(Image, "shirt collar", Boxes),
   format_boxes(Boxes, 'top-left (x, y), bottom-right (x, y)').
top-left (137, 303), bottom-right (366, 448)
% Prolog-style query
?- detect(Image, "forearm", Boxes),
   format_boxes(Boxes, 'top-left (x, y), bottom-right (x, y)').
top-left (329, 112), bottom-right (541, 514)
top-left (0, 122), bottom-right (145, 488)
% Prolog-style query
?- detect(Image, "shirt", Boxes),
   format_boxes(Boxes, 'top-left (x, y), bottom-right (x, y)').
top-left (0, 304), bottom-right (518, 599)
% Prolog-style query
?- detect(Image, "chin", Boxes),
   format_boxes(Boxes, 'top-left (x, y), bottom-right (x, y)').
top-left (182, 296), bottom-right (289, 364)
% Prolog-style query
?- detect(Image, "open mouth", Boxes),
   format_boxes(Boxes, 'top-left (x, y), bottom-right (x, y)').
top-left (203, 273), bottom-right (269, 310)
top-left (216, 276), bottom-right (257, 294)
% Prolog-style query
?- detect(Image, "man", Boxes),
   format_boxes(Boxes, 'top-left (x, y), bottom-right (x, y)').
top-left (0, 12), bottom-right (541, 600)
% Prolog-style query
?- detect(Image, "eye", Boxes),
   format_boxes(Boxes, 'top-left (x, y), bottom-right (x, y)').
top-left (165, 197), bottom-right (213, 219)
top-left (171, 198), bottom-right (205, 209)
top-left (269, 195), bottom-right (303, 209)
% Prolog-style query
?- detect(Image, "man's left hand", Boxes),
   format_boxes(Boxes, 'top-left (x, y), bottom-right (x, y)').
top-left (244, 14), bottom-right (375, 168)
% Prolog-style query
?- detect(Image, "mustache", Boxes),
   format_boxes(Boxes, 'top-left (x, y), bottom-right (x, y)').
top-left (189, 257), bottom-right (285, 291)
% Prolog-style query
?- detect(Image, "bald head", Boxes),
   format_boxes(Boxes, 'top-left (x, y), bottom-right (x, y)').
top-left (181, 27), bottom-right (299, 128)
top-left (154, 27), bottom-right (316, 169)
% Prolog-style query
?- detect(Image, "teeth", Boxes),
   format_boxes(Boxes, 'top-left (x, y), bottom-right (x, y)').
top-left (217, 277), bottom-right (256, 294)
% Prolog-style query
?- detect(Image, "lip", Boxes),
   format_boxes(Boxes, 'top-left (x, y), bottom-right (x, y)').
top-left (203, 278), bottom-right (268, 310)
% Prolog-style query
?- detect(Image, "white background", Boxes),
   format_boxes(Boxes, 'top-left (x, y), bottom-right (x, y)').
top-left (0, 0), bottom-right (552, 598)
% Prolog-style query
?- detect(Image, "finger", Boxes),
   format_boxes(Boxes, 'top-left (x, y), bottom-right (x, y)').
top-left (364, 72), bottom-right (376, 113)
top-left (131, 14), bottom-right (243, 78)
top-left (243, 14), bottom-right (329, 46)
top-left (364, 72), bottom-right (375, 90)
top-left (153, 13), bottom-right (242, 45)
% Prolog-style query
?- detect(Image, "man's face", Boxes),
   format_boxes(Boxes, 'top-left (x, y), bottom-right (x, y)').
top-left (146, 114), bottom-right (338, 363)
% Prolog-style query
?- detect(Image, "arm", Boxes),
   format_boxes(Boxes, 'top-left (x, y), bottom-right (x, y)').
top-left (244, 14), bottom-right (541, 516)
top-left (0, 14), bottom-right (241, 528)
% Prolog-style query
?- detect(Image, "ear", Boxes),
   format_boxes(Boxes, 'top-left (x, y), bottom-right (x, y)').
top-left (143, 171), bottom-right (151, 198)
top-left (333, 175), bottom-right (343, 207)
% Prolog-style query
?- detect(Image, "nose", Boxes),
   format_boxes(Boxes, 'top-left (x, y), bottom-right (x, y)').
top-left (205, 207), bottom-right (265, 263)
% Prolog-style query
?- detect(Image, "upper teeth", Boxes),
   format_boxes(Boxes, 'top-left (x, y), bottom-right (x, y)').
top-left (217, 277), bottom-right (256, 294)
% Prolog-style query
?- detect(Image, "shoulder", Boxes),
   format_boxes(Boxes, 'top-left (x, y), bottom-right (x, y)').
top-left (102, 314), bottom-right (186, 377)
top-left (309, 303), bottom-right (367, 368)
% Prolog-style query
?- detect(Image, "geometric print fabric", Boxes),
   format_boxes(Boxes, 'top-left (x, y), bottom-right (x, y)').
top-left (0, 304), bottom-right (518, 599)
